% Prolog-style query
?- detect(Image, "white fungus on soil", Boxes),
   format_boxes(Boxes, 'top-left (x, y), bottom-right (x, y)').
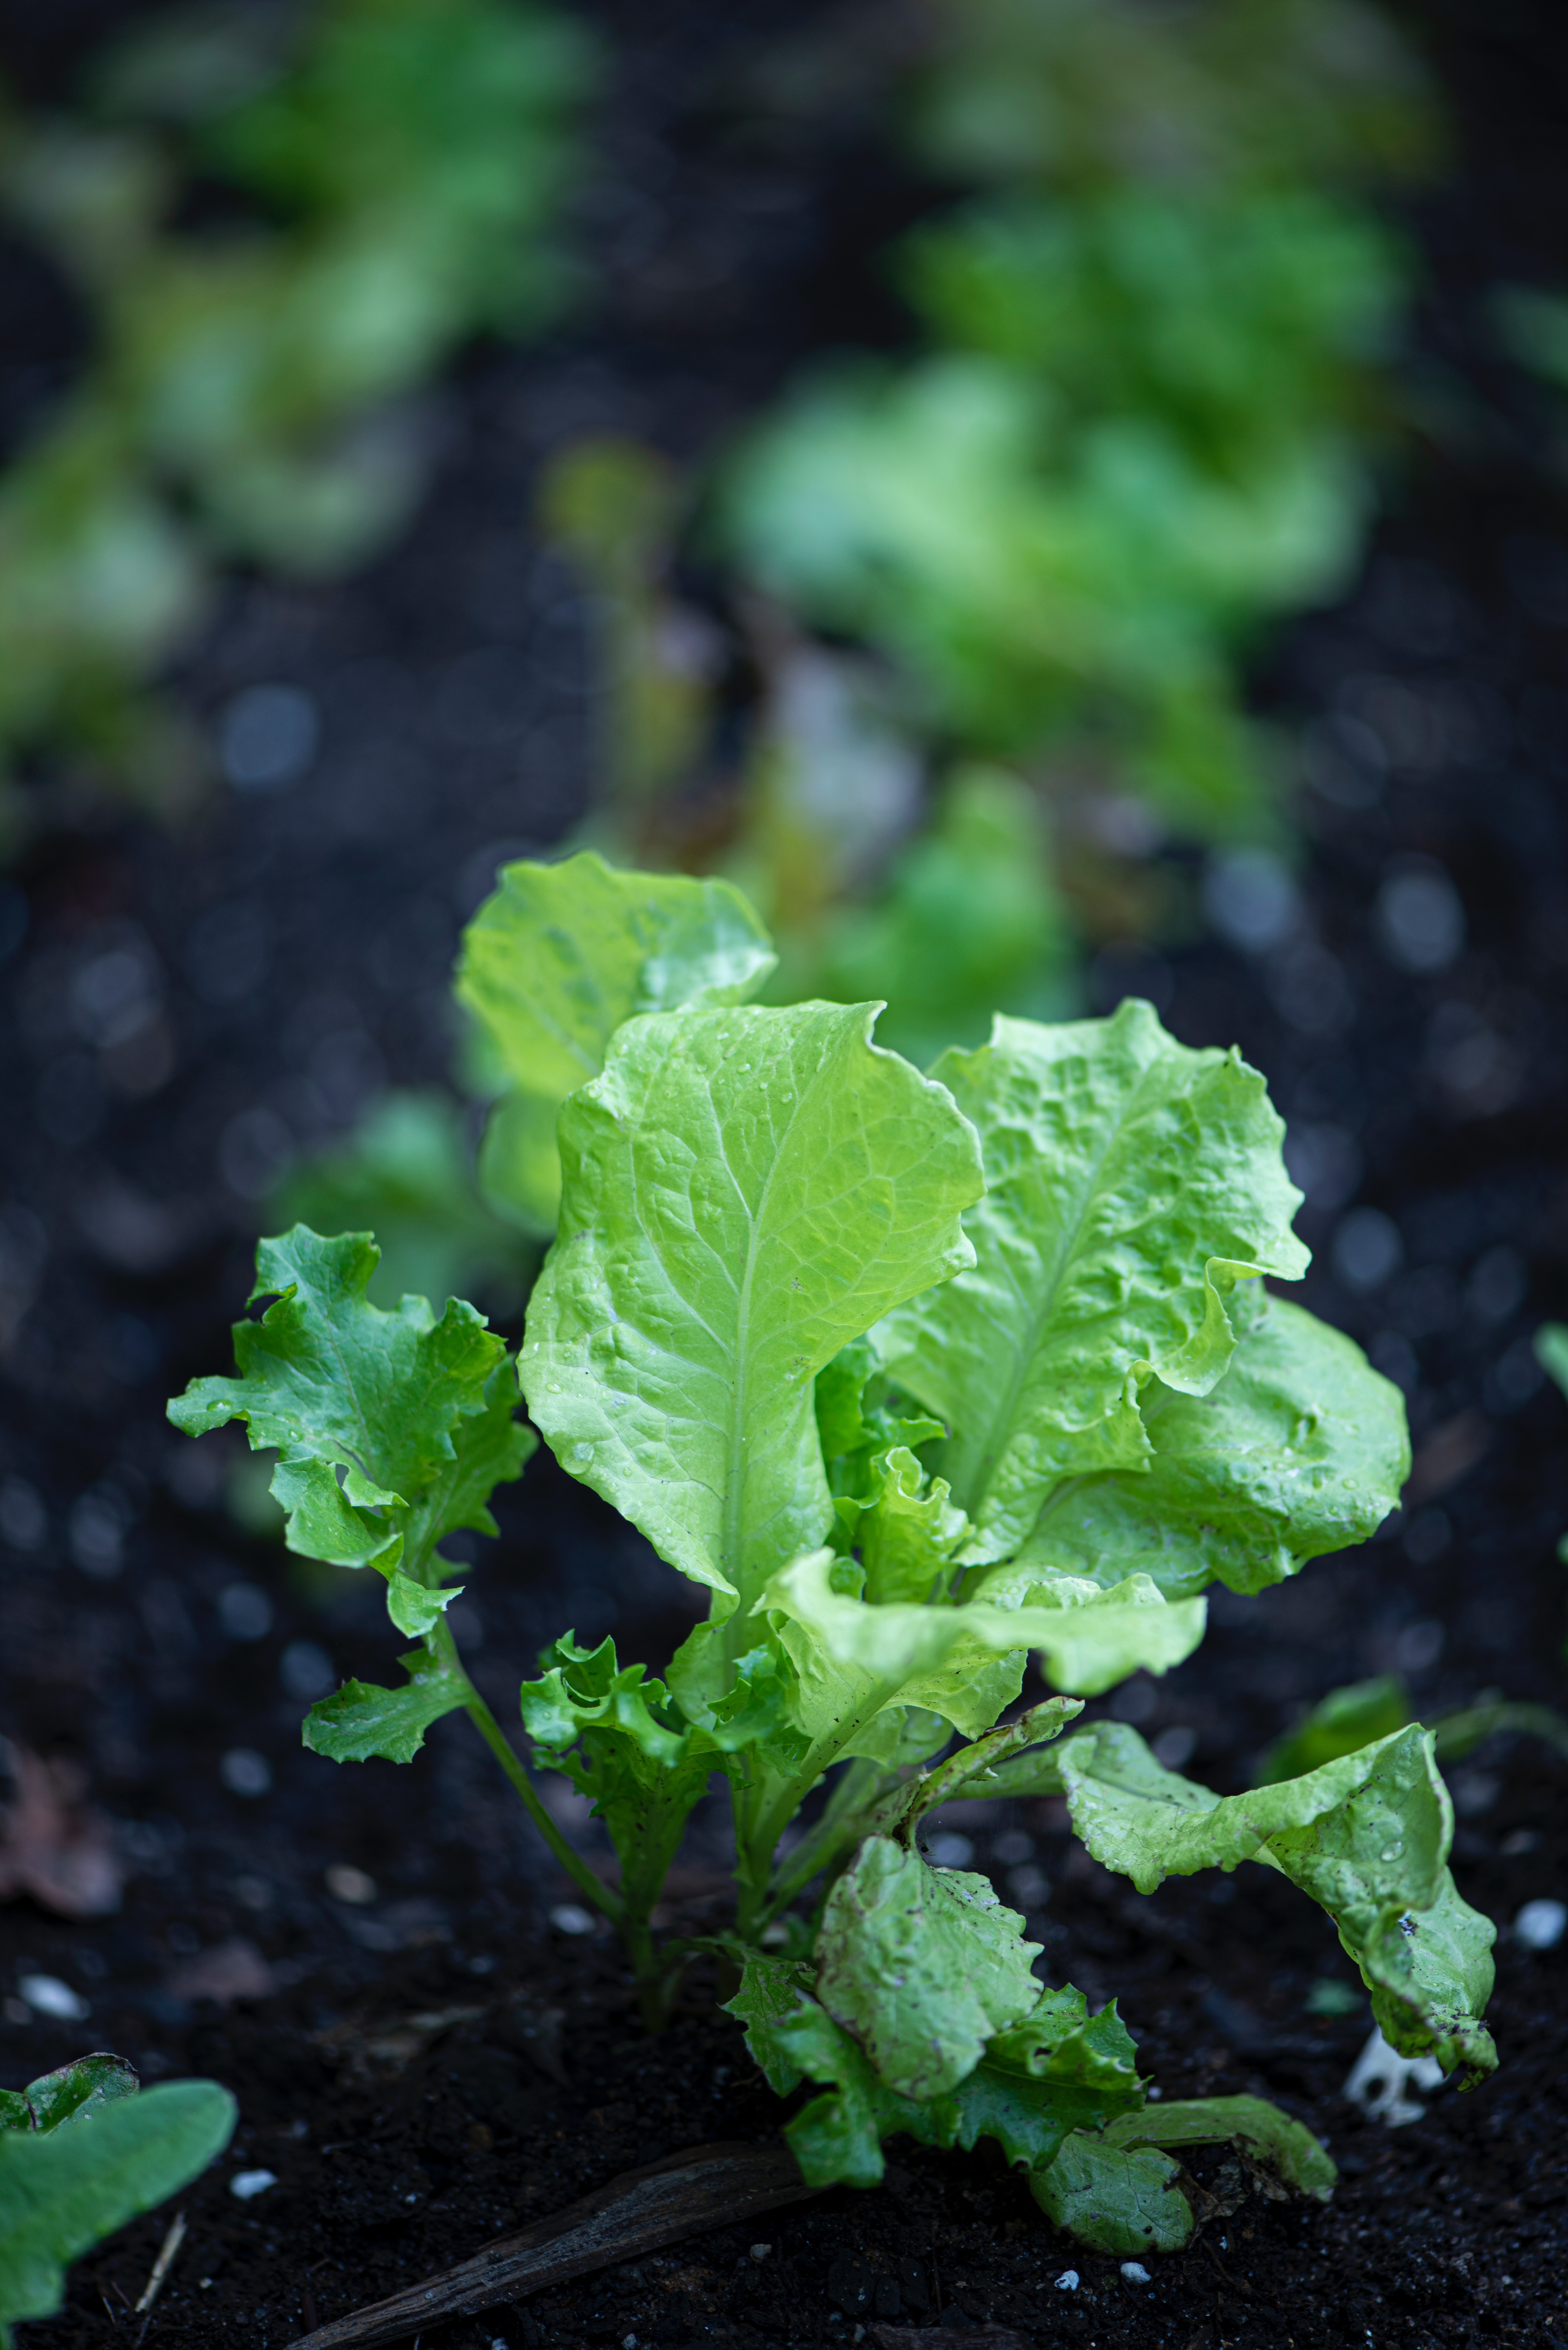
top-left (1120, 2262), bottom-right (1152, 2285)
top-left (1344, 2024), bottom-right (1443, 2126)
top-left (1055, 2270), bottom-right (1081, 2290)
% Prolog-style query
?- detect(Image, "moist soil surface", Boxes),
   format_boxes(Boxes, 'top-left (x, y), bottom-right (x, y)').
top-left (2, 2), bottom-right (1568, 2346)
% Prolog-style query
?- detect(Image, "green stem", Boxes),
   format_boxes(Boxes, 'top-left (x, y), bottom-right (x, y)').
top-left (464, 1689), bottom-right (624, 1926)
top-left (425, 1621), bottom-right (620, 1927)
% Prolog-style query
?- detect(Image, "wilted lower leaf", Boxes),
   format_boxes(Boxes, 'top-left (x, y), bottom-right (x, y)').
top-left (1060, 1721), bottom-right (1496, 2081)
top-left (1101, 2094), bottom-right (1335, 2200)
top-left (1030, 2132), bottom-right (1193, 2255)
top-left (815, 1838), bottom-right (1042, 2099)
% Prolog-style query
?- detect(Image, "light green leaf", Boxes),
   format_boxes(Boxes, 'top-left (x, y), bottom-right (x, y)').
top-left (759, 1550), bottom-right (1206, 1764)
top-left (879, 1001), bottom-right (1308, 1565)
top-left (726, 1961), bottom-right (1135, 2192)
top-left (520, 1003), bottom-right (985, 1618)
top-left (1060, 1722), bottom-right (1497, 2081)
top-left (167, 1228), bottom-right (534, 1624)
top-left (1030, 2133), bottom-right (1193, 2255)
top-left (476, 1086), bottom-right (567, 1238)
top-left (1102, 2095), bottom-right (1334, 2199)
top-left (386, 1573), bottom-right (462, 1639)
top-left (815, 1837), bottom-right (1042, 2098)
top-left (835, 1446), bottom-right (969, 1603)
top-left (458, 852), bottom-right (778, 1098)
top-left (0, 2081), bottom-right (236, 2334)
top-left (14, 2059), bottom-right (138, 2137)
top-left (519, 1635), bottom-right (791, 1915)
top-left (1019, 1294), bottom-right (1408, 1600)
top-left (303, 1649), bottom-right (473, 1764)
top-left (456, 853), bottom-right (777, 1232)
top-left (815, 1336), bottom-right (944, 1490)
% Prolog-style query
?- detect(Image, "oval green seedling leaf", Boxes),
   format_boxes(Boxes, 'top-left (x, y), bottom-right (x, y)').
top-left (0, 2080), bottom-right (236, 2335)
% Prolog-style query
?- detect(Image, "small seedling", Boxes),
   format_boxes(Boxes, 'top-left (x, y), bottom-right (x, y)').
top-left (172, 856), bottom-right (1498, 2253)
top-left (0, 2052), bottom-right (234, 2342)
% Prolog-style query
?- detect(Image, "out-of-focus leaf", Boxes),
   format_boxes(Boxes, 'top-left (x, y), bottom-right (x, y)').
top-left (1257, 1674), bottom-right (1411, 1784)
top-left (456, 853), bottom-right (777, 1233)
top-left (271, 1089), bottom-right (532, 1313)
top-left (0, 2080), bottom-right (236, 2337)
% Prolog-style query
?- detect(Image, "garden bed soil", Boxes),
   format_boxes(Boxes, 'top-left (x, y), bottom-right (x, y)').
top-left (1, 0), bottom-right (1567, 2345)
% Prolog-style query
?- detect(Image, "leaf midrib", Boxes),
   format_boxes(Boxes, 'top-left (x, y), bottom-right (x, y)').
top-left (944, 1065), bottom-right (1153, 1525)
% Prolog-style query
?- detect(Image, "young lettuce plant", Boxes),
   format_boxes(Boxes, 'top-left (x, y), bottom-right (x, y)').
top-left (170, 855), bottom-right (1498, 2256)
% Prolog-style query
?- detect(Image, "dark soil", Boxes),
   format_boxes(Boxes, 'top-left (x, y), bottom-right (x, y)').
top-left (1, 1), bottom-right (1567, 2346)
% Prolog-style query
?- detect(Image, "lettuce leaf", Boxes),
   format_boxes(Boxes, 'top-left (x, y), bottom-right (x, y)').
top-left (726, 1957), bottom-right (1142, 2191)
top-left (520, 1003), bottom-right (984, 1619)
top-left (879, 1000), bottom-right (1308, 1566)
top-left (168, 1228), bottom-right (533, 1624)
top-left (1018, 1291), bottom-right (1407, 1598)
top-left (815, 1837), bottom-right (1043, 2098)
top-left (759, 1549), bottom-right (1205, 1762)
top-left (1059, 1722), bottom-right (1496, 2080)
top-left (456, 851), bottom-right (777, 1232)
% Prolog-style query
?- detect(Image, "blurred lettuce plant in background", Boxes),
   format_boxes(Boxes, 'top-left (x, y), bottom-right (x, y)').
top-left (717, 0), bottom-right (1437, 855)
top-left (0, 0), bottom-right (595, 844)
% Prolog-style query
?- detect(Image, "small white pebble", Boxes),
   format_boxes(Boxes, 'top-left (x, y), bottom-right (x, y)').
top-left (1514, 1897), bottom-right (1567, 1952)
top-left (229, 2169), bottom-right (277, 2201)
top-left (18, 1974), bottom-right (89, 2022)
top-left (549, 1903), bottom-right (596, 1936)
top-left (325, 1864), bottom-right (377, 1906)
top-left (1056, 2269), bottom-right (1080, 2290)
top-left (1120, 2261), bottom-right (1152, 2285)
top-left (749, 2243), bottom-right (772, 2263)
top-left (221, 1747), bottom-right (272, 1798)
